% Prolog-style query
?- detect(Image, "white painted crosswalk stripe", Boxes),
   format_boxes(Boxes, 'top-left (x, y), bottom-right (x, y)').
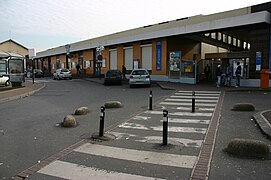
top-left (172, 107), bottom-right (215, 111)
top-left (163, 118), bottom-right (210, 124)
top-left (175, 92), bottom-right (220, 96)
top-left (160, 102), bottom-right (216, 107)
top-left (111, 132), bottom-right (203, 148)
top-left (38, 160), bottom-right (164, 180)
top-left (178, 90), bottom-right (220, 94)
top-left (119, 122), bottom-right (207, 134)
top-left (171, 95), bottom-right (219, 99)
top-left (165, 98), bottom-right (218, 103)
top-left (145, 110), bottom-right (212, 117)
top-left (74, 143), bottom-right (198, 168)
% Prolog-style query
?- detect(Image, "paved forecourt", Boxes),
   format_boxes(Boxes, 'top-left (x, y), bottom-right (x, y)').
top-left (33, 90), bottom-right (221, 180)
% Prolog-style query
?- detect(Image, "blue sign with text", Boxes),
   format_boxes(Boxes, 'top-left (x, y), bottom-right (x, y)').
top-left (156, 41), bottom-right (162, 71)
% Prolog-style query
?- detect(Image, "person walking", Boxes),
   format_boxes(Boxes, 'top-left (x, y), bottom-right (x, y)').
top-left (225, 63), bottom-right (232, 87)
top-left (216, 64), bottom-right (222, 87)
top-left (235, 62), bottom-right (241, 87)
top-left (122, 65), bottom-right (127, 80)
top-left (204, 64), bottom-right (210, 80)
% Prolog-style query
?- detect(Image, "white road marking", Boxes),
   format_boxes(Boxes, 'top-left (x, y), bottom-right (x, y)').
top-left (110, 132), bottom-right (203, 148)
top-left (38, 160), bottom-right (164, 180)
top-left (135, 136), bottom-right (203, 148)
top-left (171, 95), bottom-right (219, 99)
top-left (144, 110), bottom-right (212, 117)
top-left (119, 123), bottom-right (149, 130)
top-left (151, 126), bottom-right (207, 134)
top-left (132, 116), bottom-right (151, 121)
top-left (118, 122), bottom-right (206, 134)
top-left (160, 102), bottom-right (216, 107)
top-left (172, 107), bottom-right (215, 111)
top-left (165, 98), bottom-right (218, 103)
top-left (163, 118), bottom-right (210, 124)
top-left (74, 143), bottom-right (197, 169)
top-left (178, 90), bottom-right (220, 94)
top-left (175, 93), bottom-right (220, 96)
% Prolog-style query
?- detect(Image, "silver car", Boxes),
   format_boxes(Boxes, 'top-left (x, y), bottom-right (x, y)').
top-left (129, 69), bottom-right (151, 88)
top-left (53, 69), bottom-right (72, 80)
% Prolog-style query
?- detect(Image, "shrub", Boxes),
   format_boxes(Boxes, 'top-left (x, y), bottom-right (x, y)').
top-left (232, 103), bottom-right (255, 111)
top-left (225, 138), bottom-right (270, 159)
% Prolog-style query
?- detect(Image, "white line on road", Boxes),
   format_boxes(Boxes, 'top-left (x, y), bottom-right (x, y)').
top-left (74, 143), bottom-right (198, 169)
top-left (38, 160), bottom-right (164, 180)
top-left (160, 102), bottom-right (216, 107)
top-left (144, 110), bottom-right (212, 117)
top-left (111, 132), bottom-right (203, 148)
top-left (165, 98), bottom-right (218, 103)
top-left (163, 118), bottom-right (210, 124)
top-left (171, 95), bottom-right (219, 99)
top-left (175, 93), bottom-right (220, 96)
top-left (119, 123), bottom-right (207, 134)
top-left (172, 107), bottom-right (215, 111)
top-left (178, 90), bottom-right (220, 94)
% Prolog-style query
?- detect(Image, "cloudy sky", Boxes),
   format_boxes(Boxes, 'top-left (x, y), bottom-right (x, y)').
top-left (0, 0), bottom-right (269, 52)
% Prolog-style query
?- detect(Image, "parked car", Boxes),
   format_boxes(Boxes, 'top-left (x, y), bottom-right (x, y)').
top-left (25, 69), bottom-right (44, 78)
top-left (104, 70), bottom-right (122, 85)
top-left (129, 69), bottom-right (151, 88)
top-left (53, 69), bottom-right (72, 80)
top-left (0, 75), bottom-right (10, 86)
top-left (33, 69), bottom-right (44, 78)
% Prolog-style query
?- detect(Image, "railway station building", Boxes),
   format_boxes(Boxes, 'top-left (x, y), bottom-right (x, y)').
top-left (35, 2), bottom-right (271, 86)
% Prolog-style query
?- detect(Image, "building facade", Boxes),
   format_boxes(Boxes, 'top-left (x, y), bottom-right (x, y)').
top-left (36, 2), bottom-right (271, 86)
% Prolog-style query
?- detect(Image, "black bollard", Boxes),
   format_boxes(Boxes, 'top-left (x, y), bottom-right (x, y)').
top-left (32, 68), bottom-right (35, 84)
top-left (192, 91), bottom-right (195, 113)
top-left (162, 109), bottom-right (168, 145)
top-left (99, 106), bottom-right (105, 137)
top-left (149, 90), bottom-right (153, 110)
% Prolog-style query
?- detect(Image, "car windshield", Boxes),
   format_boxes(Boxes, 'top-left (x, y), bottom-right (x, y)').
top-left (132, 70), bottom-right (148, 75)
top-left (61, 69), bottom-right (69, 72)
top-left (106, 70), bottom-right (120, 76)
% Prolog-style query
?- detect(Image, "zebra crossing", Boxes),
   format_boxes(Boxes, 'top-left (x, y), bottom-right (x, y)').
top-left (36, 90), bottom-right (220, 180)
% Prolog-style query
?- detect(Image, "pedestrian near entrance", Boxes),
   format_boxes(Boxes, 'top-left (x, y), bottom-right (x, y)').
top-left (216, 64), bottom-right (222, 87)
top-left (122, 65), bottom-right (127, 79)
top-left (225, 63), bottom-right (232, 87)
top-left (76, 64), bottom-right (80, 75)
top-left (204, 64), bottom-right (210, 80)
top-left (235, 62), bottom-right (241, 87)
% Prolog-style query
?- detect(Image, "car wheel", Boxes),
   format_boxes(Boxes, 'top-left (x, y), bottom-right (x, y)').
top-left (5, 80), bottom-right (10, 86)
top-left (129, 84), bottom-right (133, 88)
top-left (69, 77), bottom-right (72, 80)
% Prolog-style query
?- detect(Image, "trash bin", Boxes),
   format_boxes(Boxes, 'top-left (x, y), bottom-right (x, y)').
top-left (260, 69), bottom-right (270, 89)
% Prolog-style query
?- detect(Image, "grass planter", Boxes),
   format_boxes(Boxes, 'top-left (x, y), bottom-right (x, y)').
top-left (225, 138), bottom-right (270, 159)
top-left (104, 101), bottom-right (123, 109)
top-left (232, 103), bottom-right (255, 111)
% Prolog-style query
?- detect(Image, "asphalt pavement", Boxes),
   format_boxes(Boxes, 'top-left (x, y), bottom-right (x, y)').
top-left (1, 78), bottom-right (271, 180)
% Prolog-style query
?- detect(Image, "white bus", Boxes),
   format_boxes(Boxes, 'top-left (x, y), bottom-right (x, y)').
top-left (0, 52), bottom-right (25, 87)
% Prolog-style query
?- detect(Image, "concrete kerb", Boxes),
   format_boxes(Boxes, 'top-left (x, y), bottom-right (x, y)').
top-left (0, 83), bottom-right (46, 104)
top-left (253, 110), bottom-right (271, 138)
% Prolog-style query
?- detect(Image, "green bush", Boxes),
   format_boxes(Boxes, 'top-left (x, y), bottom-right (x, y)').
top-left (225, 138), bottom-right (270, 159)
top-left (232, 103), bottom-right (255, 111)
top-left (104, 101), bottom-right (123, 108)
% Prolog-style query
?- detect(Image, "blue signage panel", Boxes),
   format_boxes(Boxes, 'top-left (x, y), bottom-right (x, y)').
top-left (256, 51), bottom-right (262, 71)
top-left (156, 41), bottom-right (162, 71)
